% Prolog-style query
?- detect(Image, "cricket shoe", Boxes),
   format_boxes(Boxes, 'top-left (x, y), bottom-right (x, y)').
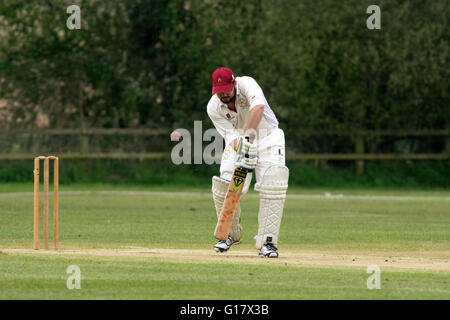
top-left (213, 236), bottom-right (238, 253)
top-left (258, 243), bottom-right (279, 258)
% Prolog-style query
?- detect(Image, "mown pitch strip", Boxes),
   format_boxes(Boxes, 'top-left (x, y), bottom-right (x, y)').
top-left (2, 248), bottom-right (449, 272)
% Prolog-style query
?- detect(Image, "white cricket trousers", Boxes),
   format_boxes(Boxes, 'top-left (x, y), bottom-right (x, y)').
top-left (219, 128), bottom-right (286, 193)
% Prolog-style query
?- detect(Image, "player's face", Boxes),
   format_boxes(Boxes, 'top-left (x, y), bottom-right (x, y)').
top-left (216, 84), bottom-right (235, 103)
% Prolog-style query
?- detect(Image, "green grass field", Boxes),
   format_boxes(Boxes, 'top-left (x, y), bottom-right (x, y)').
top-left (0, 183), bottom-right (449, 299)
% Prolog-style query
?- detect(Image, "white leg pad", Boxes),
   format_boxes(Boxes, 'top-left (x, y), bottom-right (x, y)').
top-left (254, 166), bottom-right (289, 249)
top-left (212, 176), bottom-right (242, 242)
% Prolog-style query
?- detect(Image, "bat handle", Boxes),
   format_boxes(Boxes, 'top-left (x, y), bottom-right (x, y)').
top-left (244, 135), bottom-right (251, 159)
top-left (243, 133), bottom-right (256, 173)
top-left (244, 133), bottom-right (256, 158)
top-left (245, 133), bottom-right (256, 143)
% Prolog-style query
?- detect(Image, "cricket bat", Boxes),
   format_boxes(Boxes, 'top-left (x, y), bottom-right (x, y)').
top-left (214, 134), bottom-right (255, 240)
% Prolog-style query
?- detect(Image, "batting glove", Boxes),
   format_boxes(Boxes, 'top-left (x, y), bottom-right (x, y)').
top-left (235, 137), bottom-right (257, 171)
top-left (234, 135), bottom-right (252, 156)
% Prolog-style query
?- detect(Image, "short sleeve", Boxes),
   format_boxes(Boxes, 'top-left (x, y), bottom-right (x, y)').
top-left (241, 77), bottom-right (265, 110)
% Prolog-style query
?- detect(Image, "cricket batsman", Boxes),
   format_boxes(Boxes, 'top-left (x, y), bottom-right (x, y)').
top-left (207, 67), bottom-right (289, 258)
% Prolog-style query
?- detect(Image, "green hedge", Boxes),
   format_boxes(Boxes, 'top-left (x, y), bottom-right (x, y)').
top-left (1, 159), bottom-right (448, 189)
top-left (1, 1), bottom-right (448, 132)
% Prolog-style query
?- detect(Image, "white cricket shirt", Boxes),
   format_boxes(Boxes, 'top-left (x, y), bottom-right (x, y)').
top-left (207, 76), bottom-right (279, 147)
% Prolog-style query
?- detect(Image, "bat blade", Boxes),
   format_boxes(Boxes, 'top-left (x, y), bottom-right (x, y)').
top-left (214, 167), bottom-right (249, 240)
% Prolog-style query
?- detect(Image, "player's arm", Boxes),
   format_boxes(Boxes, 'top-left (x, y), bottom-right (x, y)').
top-left (242, 77), bottom-right (266, 136)
top-left (244, 104), bottom-right (264, 135)
top-left (232, 109), bottom-right (262, 153)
